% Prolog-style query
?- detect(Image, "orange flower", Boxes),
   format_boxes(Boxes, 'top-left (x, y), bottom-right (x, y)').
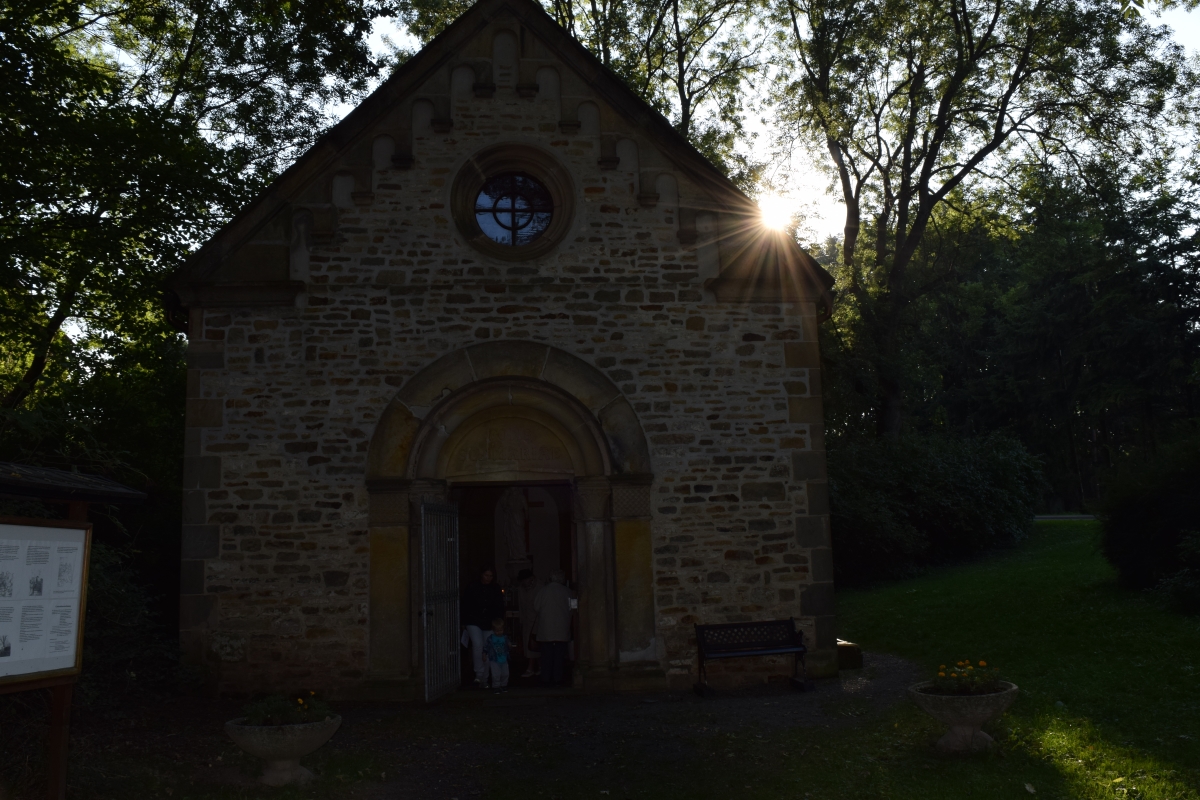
top-left (938, 672), bottom-right (946, 677)
top-left (979, 660), bottom-right (987, 667)
top-left (939, 665), bottom-right (946, 670)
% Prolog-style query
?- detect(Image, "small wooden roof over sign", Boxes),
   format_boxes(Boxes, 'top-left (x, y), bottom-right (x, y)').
top-left (0, 462), bottom-right (147, 505)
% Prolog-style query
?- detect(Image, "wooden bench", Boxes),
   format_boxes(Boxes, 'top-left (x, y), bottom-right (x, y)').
top-left (693, 618), bottom-right (808, 696)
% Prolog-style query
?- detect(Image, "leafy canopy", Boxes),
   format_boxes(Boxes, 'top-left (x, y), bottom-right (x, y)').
top-left (772, 0), bottom-right (1190, 435)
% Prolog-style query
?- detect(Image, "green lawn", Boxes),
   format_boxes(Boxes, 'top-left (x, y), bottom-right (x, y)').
top-left (499, 520), bottom-right (1200, 799)
top-left (812, 520), bottom-right (1200, 799)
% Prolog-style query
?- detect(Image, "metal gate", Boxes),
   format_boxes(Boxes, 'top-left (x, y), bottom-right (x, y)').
top-left (421, 502), bottom-right (460, 703)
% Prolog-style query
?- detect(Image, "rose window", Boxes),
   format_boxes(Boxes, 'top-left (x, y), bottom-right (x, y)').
top-left (473, 172), bottom-right (554, 247)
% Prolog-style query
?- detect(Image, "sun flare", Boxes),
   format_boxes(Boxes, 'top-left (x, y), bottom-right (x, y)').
top-left (758, 194), bottom-right (793, 230)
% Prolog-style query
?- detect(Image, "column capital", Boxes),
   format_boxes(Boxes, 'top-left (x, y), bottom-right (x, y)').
top-left (611, 474), bottom-right (653, 519)
top-left (574, 477), bottom-right (611, 520)
top-left (408, 478), bottom-right (449, 510)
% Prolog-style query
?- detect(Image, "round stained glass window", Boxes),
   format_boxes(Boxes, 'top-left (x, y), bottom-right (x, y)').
top-left (473, 172), bottom-right (554, 247)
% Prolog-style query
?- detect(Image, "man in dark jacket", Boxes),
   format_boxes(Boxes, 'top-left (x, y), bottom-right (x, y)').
top-left (462, 567), bottom-right (505, 686)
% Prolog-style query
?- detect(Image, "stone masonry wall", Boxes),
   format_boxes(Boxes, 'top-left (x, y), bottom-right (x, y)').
top-left (179, 33), bottom-right (833, 693)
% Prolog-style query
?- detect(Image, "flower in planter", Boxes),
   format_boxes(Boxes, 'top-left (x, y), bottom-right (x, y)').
top-left (929, 659), bottom-right (1004, 695)
top-left (241, 691), bottom-right (335, 726)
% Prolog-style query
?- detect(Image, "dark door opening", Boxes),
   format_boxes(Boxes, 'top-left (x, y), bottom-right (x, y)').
top-left (452, 482), bottom-right (576, 690)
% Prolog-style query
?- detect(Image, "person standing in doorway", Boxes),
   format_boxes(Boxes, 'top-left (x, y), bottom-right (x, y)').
top-left (462, 567), bottom-right (505, 687)
top-left (483, 618), bottom-right (512, 693)
top-left (531, 569), bottom-right (572, 687)
top-left (516, 568), bottom-right (542, 678)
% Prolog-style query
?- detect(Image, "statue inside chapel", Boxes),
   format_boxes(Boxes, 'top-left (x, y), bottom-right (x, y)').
top-left (494, 487), bottom-right (530, 583)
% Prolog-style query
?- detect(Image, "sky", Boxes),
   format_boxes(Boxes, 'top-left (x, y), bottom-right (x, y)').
top-left (355, 6), bottom-right (1199, 242)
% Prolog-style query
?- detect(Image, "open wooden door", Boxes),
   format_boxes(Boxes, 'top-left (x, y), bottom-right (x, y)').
top-left (421, 502), bottom-right (460, 702)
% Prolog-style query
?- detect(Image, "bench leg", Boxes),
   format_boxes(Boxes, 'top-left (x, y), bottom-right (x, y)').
top-left (790, 653), bottom-right (810, 691)
top-left (694, 657), bottom-right (709, 697)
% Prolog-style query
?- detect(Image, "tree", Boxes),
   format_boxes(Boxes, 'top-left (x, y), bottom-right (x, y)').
top-left (819, 155), bottom-right (1200, 508)
top-left (774, 0), bottom-right (1188, 435)
top-left (0, 0), bottom-right (401, 674)
top-left (0, 0), bottom-right (392, 411)
top-left (658, 0), bottom-right (762, 179)
top-left (980, 163), bottom-right (1200, 504)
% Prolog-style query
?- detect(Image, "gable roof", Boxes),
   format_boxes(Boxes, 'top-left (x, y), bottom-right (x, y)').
top-left (171, 0), bottom-right (833, 311)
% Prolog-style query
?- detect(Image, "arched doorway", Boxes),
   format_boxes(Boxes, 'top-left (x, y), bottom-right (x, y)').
top-left (363, 342), bottom-right (657, 696)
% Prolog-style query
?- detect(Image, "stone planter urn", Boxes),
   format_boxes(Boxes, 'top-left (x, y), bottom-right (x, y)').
top-left (225, 715), bottom-right (342, 786)
top-left (908, 681), bottom-right (1018, 752)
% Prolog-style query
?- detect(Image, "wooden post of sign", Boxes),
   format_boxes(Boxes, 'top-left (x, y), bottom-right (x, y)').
top-left (47, 680), bottom-right (74, 800)
top-left (0, 675), bottom-right (79, 800)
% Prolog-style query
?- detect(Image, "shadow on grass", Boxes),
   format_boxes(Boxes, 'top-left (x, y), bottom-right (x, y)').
top-left (476, 703), bottom-right (1075, 800)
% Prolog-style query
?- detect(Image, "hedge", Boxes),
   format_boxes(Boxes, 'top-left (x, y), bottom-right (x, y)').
top-left (1101, 433), bottom-right (1200, 613)
top-left (828, 432), bottom-right (1043, 586)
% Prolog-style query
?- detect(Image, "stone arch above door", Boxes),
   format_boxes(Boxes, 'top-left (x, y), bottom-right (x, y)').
top-left (363, 341), bottom-right (659, 691)
top-left (367, 341), bottom-right (651, 481)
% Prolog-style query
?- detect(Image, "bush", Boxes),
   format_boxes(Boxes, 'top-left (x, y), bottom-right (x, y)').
top-left (1101, 435), bottom-right (1200, 613)
top-left (79, 541), bottom-right (179, 702)
top-left (828, 433), bottom-right (1043, 585)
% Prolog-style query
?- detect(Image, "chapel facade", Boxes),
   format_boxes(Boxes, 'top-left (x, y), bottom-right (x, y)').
top-left (169, 0), bottom-right (838, 698)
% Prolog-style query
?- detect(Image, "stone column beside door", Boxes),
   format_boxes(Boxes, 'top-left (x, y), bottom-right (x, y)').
top-left (573, 476), bottom-right (615, 689)
top-left (611, 474), bottom-right (660, 690)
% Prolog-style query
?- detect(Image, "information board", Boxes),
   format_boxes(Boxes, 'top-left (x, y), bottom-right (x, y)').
top-left (0, 521), bottom-right (90, 684)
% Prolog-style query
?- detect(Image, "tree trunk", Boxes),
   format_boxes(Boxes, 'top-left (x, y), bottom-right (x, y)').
top-left (672, 0), bottom-right (690, 135)
top-left (827, 137), bottom-right (859, 267)
top-left (2, 282), bottom-right (79, 409)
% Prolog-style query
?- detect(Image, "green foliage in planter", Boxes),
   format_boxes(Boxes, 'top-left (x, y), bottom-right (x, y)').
top-left (241, 692), bottom-right (334, 726)
top-left (1101, 432), bottom-right (1200, 613)
top-left (828, 433), bottom-right (1043, 585)
top-left (928, 659), bottom-right (1004, 695)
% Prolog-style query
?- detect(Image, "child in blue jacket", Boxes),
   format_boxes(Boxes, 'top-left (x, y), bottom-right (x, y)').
top-left (482, 617), bottom-right (512, 692)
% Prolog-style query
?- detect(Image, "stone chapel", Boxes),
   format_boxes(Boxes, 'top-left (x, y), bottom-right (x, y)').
top-left (169, 0), bottom-right (838, 698)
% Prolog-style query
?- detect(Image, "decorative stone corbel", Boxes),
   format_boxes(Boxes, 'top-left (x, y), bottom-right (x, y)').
top-left (390, 101), bottom-right (415, 169)
top-left (431, 95), bottom-right (453, 133)
top-left (677, 207), bottom-right (699, 244)
top-left (597, 135), bottom-right (621, 170)
top-left (637, 171), bottom-right (660, 207)
top-left (289, 210), bottom-right (312, 281)
top-left (302, 206), bottom-right (338, 246)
